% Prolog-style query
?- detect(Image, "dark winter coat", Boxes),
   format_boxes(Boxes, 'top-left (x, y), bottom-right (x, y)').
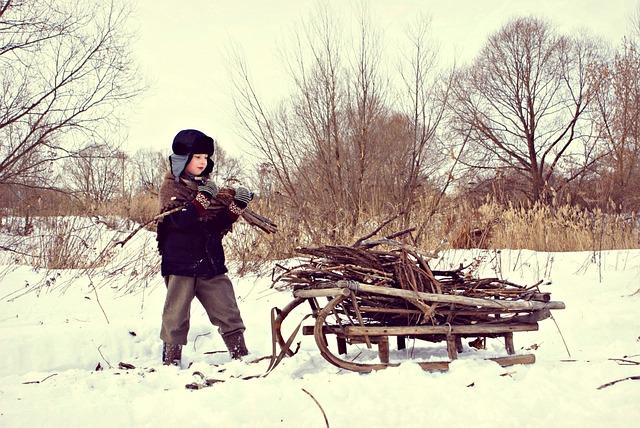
top-left (157, 172), bottom-right (239, 278)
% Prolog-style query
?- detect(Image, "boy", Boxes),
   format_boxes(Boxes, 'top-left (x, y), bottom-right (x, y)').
top-left (156, 129), bottom-right (252, 366)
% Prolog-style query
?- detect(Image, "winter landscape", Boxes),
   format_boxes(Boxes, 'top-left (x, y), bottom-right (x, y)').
top-left (2, 1), bottom-right (640, 427)
top-left (0, 221), bottom-right (639, 428)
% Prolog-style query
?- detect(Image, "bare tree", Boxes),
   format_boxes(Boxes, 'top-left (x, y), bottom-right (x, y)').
top-left (231, 5), bottom-right (349, 241)
top-left (397, 17), bottom-right (453, 229)
top-left (130, 149), bottom-right (167, 196)
top-left (632, 2), bottom-right (640, 40)
top-left (343, 7), bottom-right (389, 230)
top-left (65, 144), bottom-right (126, 206)
top-left (591, 39), bottom-right (640, 211)
top-left (0, 0), bottom-right (142, 190)
top-left (234, 6), bottom-right (419, 240)
top-left (449, 17), bottom-right (603, 202)
top-left (232, 7), bottom-right (456, 243)
top-left (211, 144), bottom-right (245, 186)
top-left (289, 5), bottom-right (350, 238)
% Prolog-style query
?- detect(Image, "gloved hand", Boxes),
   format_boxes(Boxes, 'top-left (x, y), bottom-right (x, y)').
top-left (197, 182), bottom-right (219, 199)
top-left (233, 186), bottom-right (254, 209)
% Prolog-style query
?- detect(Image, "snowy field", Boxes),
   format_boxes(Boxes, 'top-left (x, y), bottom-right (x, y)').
top-left (0, 232), bottom-right (639, 427)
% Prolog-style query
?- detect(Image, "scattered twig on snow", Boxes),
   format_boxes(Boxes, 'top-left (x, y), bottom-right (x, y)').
top-left (185, 371), bottom-right (227, 390)
top-left (22, 373), bottom-right (58, 384)
top-left (193, 332), bottom-right (211, 351)
top-left (203, 350), bottom-right (226, 355)
top-left (88, 279), bottom-right (109, 324)
top-left (302, 388), bottom-right (330, 428)
top-left (608, 358), bottom-right (640, 366)
top-left (550, 314), bottom-right (571, 358)
top-left (248, 355), bottom-right (273, 364)
top-left (118, 362), bottom-right (135, 370)
top-left (597, 375), bottom-right (640, 390)
top-left (97, 345), bottom-right (113, 369)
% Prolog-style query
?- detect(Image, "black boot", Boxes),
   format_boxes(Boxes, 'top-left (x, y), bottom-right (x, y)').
top-left (222, 332), bottom-right (249, 360)
top-left (162, 342), bottom-right (182, 366)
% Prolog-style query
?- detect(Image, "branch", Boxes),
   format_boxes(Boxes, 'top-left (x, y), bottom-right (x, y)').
top-left (597, 375), bottom-right (640, 390)
top-left (114, 206), bottom-right (184, 247)
top-left (0, 0), bottom-right (11, 19)
top-left (301, 388), bottom-right (330, 428)
top-left (353, 212), bottom-right (404, 247)
top-left (22, 373), bottom-right (58, 385)
top-left (0, 245), bottom-right (34, 257)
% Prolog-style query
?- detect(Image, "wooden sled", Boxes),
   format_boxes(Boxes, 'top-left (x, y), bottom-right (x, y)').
top-left (273, 281), bottom-right (564, 373)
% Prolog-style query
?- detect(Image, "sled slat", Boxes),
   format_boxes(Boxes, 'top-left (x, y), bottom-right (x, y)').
top-left (344, 322), bottom-right (538, 336)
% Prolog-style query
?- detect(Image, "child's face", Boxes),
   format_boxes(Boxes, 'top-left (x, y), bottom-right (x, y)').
top-left (185, 153), bottom-right (209, 176)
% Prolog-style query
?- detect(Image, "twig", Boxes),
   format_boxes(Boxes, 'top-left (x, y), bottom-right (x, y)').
top-left (550, 314), bottom-right (571, 358)
top-left (301, 388), bottom-right (330, 428)
top-left (22, 373), bottom-right (58, 384)
top-left (353, 212), bottom-right (404, 247)
top-left (89, 279), bottom-right (110, 324)
top-left (114, 206), bottom-right (184, 247)
top-left (97, 345), bottom-right (113, 369)
top-left (384, 227), bottom-right (416, 241)
top-left (597, 375), bottom-right (640, 390)
top-left (0, 245), bottom-right (34, 257)
top-left (608, 358), bottom-right (640, 366)
top-left (193, 332), bottom-right (211, 351)
top-left (248, 355), bottom-right (273, 364)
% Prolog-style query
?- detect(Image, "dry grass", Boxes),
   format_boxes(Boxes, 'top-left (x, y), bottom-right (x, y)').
top-left (423, 200), bottom-right (639, 252)
top-left (0, 216), bottom-right (107, 269)
top-left (224, 198), bottom-right (640, 266)
top-left (3, 193), bottom-right (638, 274)
top-left (492, 203), bottom-right (638, 251)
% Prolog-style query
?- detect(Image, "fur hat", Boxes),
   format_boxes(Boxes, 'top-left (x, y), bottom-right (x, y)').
top-left (169, 129), bottom-right (215, 179)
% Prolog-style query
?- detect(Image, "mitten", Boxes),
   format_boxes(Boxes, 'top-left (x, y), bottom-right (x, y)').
top-left (197, 182), bottom-right (219, 199)
top-left (193, 182), bottom-right (218, 213)
top-left (228, 186), bottom-right (253, 215)
top-left (233, 186), bottom-right (254, 208)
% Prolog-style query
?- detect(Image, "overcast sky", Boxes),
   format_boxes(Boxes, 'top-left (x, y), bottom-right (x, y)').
top-left (125, 0), bottom-right (638, 161)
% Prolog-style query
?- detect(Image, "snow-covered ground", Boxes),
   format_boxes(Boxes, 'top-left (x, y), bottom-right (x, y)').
top-left (1, 234), bottom-right (639, 427)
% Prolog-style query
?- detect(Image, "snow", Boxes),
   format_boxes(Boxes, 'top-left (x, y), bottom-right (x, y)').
top-left (1, 234), bottom-right (639, 427)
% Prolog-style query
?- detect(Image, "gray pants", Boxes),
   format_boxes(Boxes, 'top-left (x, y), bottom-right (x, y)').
top-left (160, 274), bottom-right (246, 345)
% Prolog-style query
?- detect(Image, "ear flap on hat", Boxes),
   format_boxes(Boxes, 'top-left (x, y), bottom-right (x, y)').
top-left (169, 153), bottom-right (190, 181)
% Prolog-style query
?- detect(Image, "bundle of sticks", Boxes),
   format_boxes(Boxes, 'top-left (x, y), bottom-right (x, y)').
top-left (116, 190), bottom-right (277, 249)
top-left (238, 208), bottom-right (278, 234)
top-left (214, 188), bottom-right (278, 234)
top-left (274, 229), bottom-right (560, 326)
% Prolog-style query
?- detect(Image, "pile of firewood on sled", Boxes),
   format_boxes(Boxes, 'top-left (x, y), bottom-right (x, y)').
top-left (271, 227), bottom-right (565, 372)
top-left (274, 228), bottom-right (563, 327)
